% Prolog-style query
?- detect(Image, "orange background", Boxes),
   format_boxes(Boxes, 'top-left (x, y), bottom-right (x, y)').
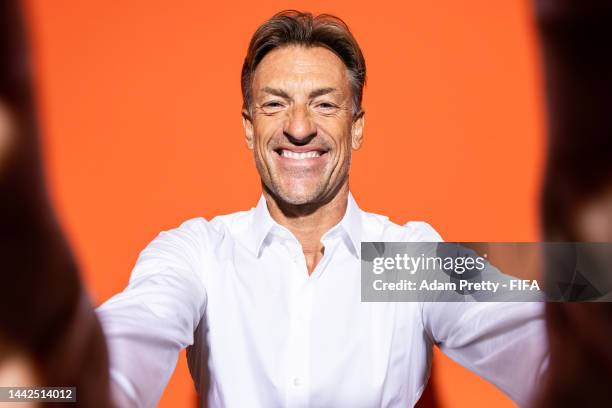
top-left (23, 1), bottom-right (545, 407)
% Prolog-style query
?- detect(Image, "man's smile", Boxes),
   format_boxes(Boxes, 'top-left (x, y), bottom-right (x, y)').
top-left (278, 149), bottom-right (322, 159)
top-left (273, 146), bottom-right (330, 167)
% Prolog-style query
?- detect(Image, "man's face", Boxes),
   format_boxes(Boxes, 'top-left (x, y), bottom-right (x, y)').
top-left (243, 46), bottom-right (364, 206)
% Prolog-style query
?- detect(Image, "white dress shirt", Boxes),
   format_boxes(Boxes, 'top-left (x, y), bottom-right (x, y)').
top-left (97, 192), bottom-right (548, 408)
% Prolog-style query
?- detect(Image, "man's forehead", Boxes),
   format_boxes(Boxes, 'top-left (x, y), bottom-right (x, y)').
top-left (252, 46), bottom-right (349, 93)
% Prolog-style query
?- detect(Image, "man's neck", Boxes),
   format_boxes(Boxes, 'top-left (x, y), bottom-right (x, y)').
top-left (263, 183), bottom-right (350, 274)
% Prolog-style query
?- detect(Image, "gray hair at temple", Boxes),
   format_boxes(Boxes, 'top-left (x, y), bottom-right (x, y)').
top-left (241, 10), bottom-right (366, 117)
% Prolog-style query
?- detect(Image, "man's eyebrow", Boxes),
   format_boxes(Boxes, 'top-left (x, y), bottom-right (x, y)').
top-left (260, 87), bottom-right (291, 99)
top-left (309, 87), bottom-right (338, 99)
top-left (259, 87), bottom-right (339, 100)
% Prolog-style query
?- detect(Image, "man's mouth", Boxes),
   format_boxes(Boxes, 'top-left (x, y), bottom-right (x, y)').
top-left (274, 148), bottom-right (327, 160)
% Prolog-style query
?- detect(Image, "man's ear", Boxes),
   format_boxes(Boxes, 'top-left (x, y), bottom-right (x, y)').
top-left (351, 111), bottom-right (365, 150)
top-left (242, 108), bottom-right (254, 150)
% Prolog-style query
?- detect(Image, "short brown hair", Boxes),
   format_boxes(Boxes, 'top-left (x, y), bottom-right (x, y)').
top-left (241, 10), bottom-right (366, 116)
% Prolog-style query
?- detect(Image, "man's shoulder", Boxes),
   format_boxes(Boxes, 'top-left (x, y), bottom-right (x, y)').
top-left (360, 208), bottom-right (443, 242)
top-left (401, 220), bottom-right (444, 242)
top-left (157, 207), bottom-right (255, 248)
top-left (151, 217), bottom-right (224, 250)
top-left (169, 206), bottom-right (253, 233)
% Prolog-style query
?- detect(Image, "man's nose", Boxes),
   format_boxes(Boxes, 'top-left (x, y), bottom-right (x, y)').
top-left (283, 105), bottom-right (317, 145)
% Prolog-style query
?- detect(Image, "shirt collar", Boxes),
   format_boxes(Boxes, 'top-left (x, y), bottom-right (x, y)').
top-left (336, 191), bottom-right (362, 258)
top-left (250, 194), bottom-right (276, 257)
top-left (249, 191), bottom-right (362, 259)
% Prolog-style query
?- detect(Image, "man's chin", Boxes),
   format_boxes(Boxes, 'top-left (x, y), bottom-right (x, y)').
top-left (276, 191), bottom-right (318, 206)
top-left (270, 184), bottom-right (324, 206)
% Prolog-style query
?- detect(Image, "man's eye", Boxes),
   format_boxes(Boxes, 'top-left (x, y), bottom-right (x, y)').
top-left (258, 101), bottom-right (286, 115)
top-left (263, 102), bottom-right (284, 108)
top-left (316, 102), bottom-right (338, 110)
top-left (317, 102), bottom-right (338, 111)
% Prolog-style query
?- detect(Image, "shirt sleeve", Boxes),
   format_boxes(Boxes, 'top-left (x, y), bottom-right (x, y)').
top-left (96, 218), bottom-right (211, 408)
top-left (422, 301), bottom-right (548, 407)
top-left (407, 221), bottom-right (549, 406)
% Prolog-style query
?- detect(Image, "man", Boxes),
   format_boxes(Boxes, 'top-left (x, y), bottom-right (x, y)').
top-left (98, 10), bottom-right (547, 408)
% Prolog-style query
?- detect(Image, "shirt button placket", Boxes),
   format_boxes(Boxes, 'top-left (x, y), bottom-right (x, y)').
top-left (285, 245), bottom-right (313, 408)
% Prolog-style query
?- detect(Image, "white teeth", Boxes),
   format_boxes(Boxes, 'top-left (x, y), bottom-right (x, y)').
top-left (280, 149), bottom-right (322, 159)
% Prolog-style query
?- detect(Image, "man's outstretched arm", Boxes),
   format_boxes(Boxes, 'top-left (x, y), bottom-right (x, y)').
top-left (96, 218), bottom-right (211, 408)
top-left (422, 301), bottom-right (549, 407)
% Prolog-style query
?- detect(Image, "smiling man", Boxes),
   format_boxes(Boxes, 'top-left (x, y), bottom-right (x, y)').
top-left (243, 41), bottom-right (363, 273)
top-left (97, 11), bottom-right (547, 408)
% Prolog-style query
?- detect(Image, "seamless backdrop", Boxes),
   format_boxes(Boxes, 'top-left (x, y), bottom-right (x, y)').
top-left (23, 1), bottom-right (544, 407)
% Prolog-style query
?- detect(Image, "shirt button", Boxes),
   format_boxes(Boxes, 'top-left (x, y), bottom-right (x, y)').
top-left (293, 377), bottom-right (301, 387)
